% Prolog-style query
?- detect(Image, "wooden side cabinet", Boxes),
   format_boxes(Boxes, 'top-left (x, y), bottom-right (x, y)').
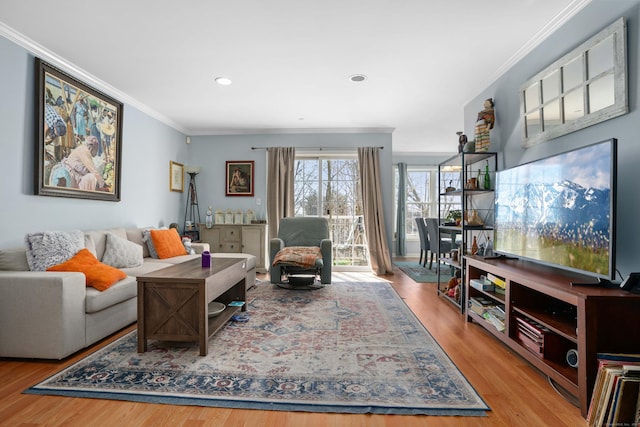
top-left (464, 255), bottom-right (640, 418)
top-left (200, 224), bottom-right (267, 273)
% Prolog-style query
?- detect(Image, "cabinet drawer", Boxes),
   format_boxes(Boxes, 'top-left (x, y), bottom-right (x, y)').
top-left (223, 227), bottom-right (241, 241)
top-left (221, 242), bottom-right (241, 253)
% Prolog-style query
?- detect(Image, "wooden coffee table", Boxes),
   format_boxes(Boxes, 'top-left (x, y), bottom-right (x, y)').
top-left (137, 257), bottom-right (247, 356)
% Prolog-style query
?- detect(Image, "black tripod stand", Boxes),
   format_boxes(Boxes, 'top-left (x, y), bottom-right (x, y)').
top-left (183, 171), bottom-right (201, 241)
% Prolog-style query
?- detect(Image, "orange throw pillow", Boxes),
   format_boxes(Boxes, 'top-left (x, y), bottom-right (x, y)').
top-left (150, 228), bottom-right (187, 259)
top-left (47, 248), bottom-right (127, 291)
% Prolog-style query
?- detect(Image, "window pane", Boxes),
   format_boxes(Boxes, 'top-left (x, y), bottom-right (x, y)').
top-left (588, 35), bottom-right (614, 78)
top-left (543, 99), bottom-right (561, 131)
top-left (588, 74), bottom-right (615, 113)
top-left (524, 82), bottom-right (540, 112)
top-left (542, 70), bottom-right (560, 101)
top-left (564, 87), bottom-right (584, 123)
top-left (563, 57), bottom-right (583, 91)
top-left (525, 110), bottom-right (542, 137)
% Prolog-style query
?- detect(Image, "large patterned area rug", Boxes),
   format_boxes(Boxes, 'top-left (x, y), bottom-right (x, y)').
top-left (26, 274), bottom-right (489, 416)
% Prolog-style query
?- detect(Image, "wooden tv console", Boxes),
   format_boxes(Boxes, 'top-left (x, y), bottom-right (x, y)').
top-left (464, 255), bottom-right (640, 418)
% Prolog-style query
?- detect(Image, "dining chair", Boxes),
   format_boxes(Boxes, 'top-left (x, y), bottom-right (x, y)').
top-left (415, 217), bottom-right (430, 267)
top-left (424, 217), bottom-right (456, 269)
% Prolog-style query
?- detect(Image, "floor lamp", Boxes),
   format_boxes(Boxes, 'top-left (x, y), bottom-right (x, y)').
top-left (183, 166), bottom-right (201, 241)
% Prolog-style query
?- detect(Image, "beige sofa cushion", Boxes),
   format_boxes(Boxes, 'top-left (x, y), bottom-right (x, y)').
top-left (126, 227), bottom-right (151, 258)
top-left (119, 260), bottom-right (174, 277)
top-left (85, 276), bottom-right (137, 314)
top-left (211, 252), bottom-right (257, 271)
top-left (0, 248), bottom-right (30, 271)
top-left (145, 254), bottom-right (201, 265)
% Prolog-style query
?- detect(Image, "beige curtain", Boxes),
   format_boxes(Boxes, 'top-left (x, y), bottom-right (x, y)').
top-left (266, 147), bottom-right (296, 241)
top-left (358, 147), bottom-right (393, 275)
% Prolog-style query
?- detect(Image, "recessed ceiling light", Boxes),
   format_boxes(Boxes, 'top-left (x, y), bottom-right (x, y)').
top-left (349, 74), bottom-right (367, 82)
top-left (215, 77), bottom-right (232, 86)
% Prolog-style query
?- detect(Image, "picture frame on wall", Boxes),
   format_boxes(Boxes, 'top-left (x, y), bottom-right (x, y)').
top-left (226, 160), bottom-right (254, 196)
top-left (170, 161), bottom-right (184, 192)
top-left (35, 58), bottom-right (123, 201)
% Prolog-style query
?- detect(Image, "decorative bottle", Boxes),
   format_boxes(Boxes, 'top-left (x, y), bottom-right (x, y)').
top-left (484, 160), bottom-right (490, 190)
top-left (484, 236), bottom-right (493, 257)
top-left (471, 236), bottom-right (479, 255)
top-left (205, 206), bottom-right (213, 228)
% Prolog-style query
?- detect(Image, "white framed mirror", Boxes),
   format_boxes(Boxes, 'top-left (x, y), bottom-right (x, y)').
top-left (520, 18), bottom-right (627, 147)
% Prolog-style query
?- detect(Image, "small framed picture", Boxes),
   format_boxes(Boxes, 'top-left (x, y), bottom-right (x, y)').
top-left (170, 161), bottom-right (184, 192)
top-left (226, 161), bottom-right (254, 196)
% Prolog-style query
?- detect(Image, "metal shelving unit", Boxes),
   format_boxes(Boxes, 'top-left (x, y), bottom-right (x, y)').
top-left (437, 152), bottom-right (498, 312)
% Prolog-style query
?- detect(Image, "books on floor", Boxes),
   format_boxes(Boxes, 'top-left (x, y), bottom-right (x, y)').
top-left (587, 353), bottom-right (640, 427)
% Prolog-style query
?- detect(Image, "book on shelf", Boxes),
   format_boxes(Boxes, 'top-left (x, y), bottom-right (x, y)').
top-left (482, 307), bottom-right (505, 332)
top-left (493, 286), bottom-right (505, 295)
top-left (470, 278), bottom-right (495, 292)
top-left (469, 297), bottom-right (494, 316)
top-left (486, 272), bottom-right (506, 289)
top-left (587, 353), bottom-right (640, 427)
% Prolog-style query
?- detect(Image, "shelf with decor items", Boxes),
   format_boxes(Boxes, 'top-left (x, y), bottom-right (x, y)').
top-left (465, 255), bottom-right (640, 418)
top-left (437, 151), bottom-right (498, 312)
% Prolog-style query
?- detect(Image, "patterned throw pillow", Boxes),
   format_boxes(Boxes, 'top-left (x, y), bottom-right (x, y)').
top-left (25, 230), bottom-right (85, 271)
top-left (101, 232), bottom-right (143, 268)
top-left (141, 229), bottom-right (159, 259)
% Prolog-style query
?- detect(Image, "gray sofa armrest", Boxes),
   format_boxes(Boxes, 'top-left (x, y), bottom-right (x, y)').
top-left (0, 271), bottom-right (87, 359)
top-left (191, 242), bottom-right (210, 254)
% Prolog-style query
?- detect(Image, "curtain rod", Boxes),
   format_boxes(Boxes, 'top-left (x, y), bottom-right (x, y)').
top-left (251, 146), bottom-right (384, 150)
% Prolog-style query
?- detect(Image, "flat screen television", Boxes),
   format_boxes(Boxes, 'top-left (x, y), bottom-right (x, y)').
top-left (494, 139), bottom-right (617, 281)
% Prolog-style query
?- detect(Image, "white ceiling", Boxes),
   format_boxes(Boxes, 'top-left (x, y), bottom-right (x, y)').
top-left (0, 0), bottom-right (589, 153)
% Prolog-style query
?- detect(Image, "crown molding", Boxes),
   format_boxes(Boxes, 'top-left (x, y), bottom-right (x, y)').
top-left (188, 127), bottom-right (395, 136)
top-left (0, 21), bottom-right (188, 134)
top-left (469, 0), bottom-right (592, 104)
top-left (1, 22), bottom-right (394, 139)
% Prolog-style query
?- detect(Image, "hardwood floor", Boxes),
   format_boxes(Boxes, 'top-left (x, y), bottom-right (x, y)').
top-left (0, 264), bottom-right (586, 426)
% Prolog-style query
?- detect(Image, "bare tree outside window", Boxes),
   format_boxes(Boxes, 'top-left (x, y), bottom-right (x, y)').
top-left (294, 157), bottom-right (368, 268)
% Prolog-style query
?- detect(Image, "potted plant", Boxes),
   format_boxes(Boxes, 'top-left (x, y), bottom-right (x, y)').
top-left (446, 210), bottom-right (462, 226)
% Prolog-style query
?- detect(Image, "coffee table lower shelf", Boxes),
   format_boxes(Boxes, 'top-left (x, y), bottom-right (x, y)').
top-left (208, 305), bottom-right (241, 336)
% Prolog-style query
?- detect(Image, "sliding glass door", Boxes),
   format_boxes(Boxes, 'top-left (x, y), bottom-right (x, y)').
top-left (294, 154), bottom-right (368, 269)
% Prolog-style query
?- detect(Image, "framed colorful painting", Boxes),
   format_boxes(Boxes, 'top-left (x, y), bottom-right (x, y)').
top-left (35, 58), bottom-right (123, 201)
top-left (226, 161), bottom-right (254, 196)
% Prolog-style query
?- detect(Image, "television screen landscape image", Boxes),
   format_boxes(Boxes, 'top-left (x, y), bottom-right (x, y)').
top-left (494, 139), bottom-right (616, 279)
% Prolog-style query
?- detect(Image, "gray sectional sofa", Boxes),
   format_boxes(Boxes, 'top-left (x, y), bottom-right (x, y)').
top-left (0, 227), bottom-right (256, 360)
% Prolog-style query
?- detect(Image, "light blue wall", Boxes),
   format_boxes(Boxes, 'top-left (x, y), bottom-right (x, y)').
top-left (188, 133), bottom-right (394, 242)
top-left (0, 35), bottom-right (188, 248)
top-left (0, 28), bottom-right (395, 254)
top-left (463, 0), bottom-right (640, 277)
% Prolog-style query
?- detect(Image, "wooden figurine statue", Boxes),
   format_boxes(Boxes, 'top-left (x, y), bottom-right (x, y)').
top-left (474, 98), bottom-right (495, 152)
